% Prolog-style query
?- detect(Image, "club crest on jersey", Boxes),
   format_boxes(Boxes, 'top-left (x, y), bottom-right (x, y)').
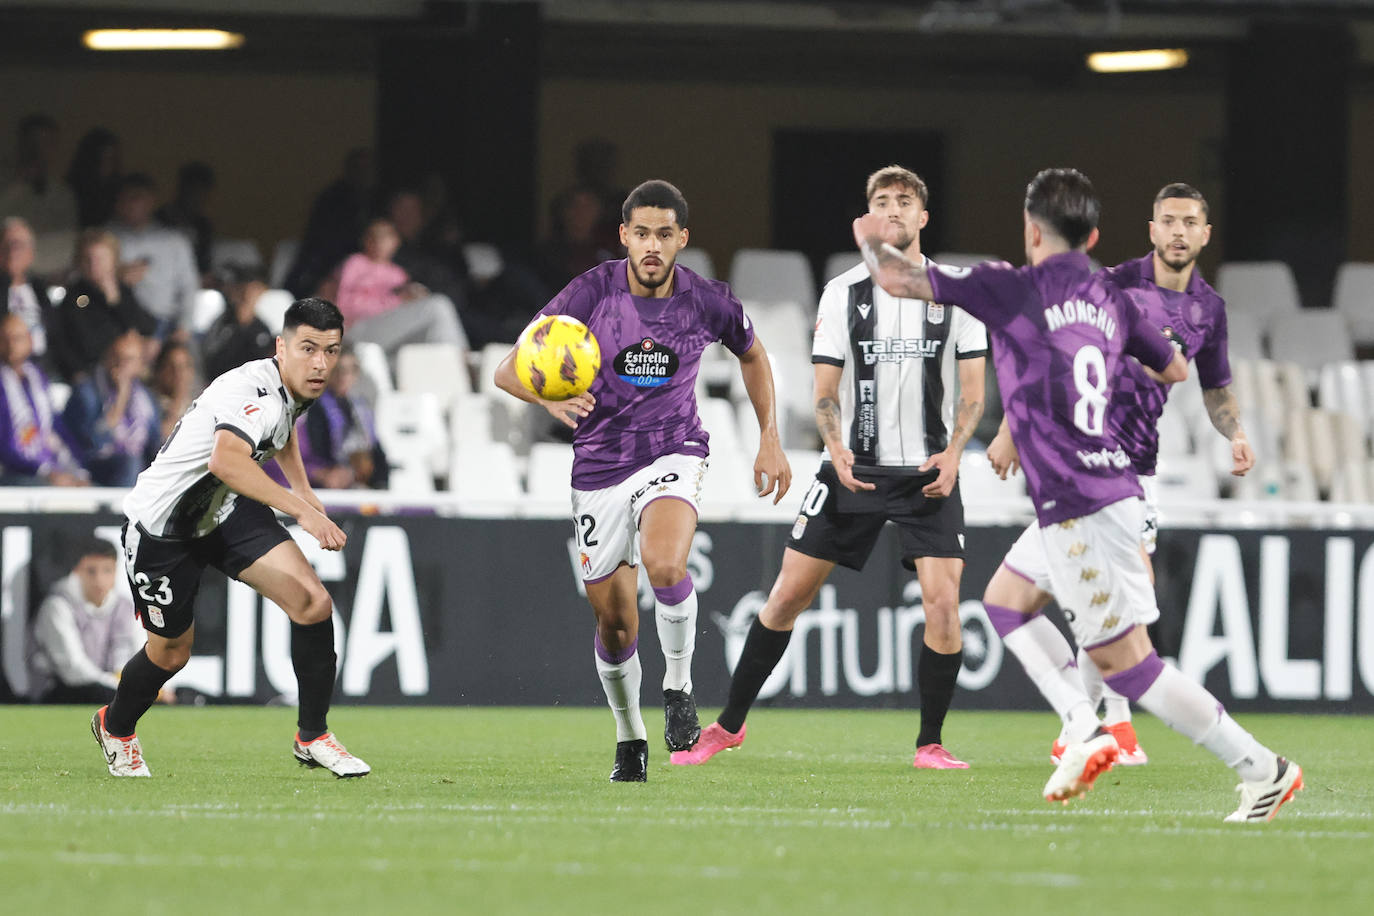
top-left (144, 606), bottom-right (165, 628)
top-left (1161, 326), bottom-right (1189, 357)
top-left (927, 303), bottom-right (944, 325)
top-left (614, 338), bottom-right (679, 388)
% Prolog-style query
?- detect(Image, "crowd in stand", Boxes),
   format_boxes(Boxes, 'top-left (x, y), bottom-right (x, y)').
top-left (0, 114), bottom-right (623, 491)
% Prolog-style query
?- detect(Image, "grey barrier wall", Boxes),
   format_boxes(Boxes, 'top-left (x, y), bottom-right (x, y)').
top-left (2, 511), bottom-right (1371, 711)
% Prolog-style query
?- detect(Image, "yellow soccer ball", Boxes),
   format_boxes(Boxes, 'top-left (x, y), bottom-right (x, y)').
top-left (514, 314), bottom-right (601, 401)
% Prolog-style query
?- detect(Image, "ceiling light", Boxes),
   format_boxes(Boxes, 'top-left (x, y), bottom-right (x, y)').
top-left (1086, 49), bottom-right (1188, 74)
top-left (83, 29), bottom-right (245, 51)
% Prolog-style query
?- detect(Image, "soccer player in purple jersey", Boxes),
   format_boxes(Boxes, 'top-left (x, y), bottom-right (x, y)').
top-left (495, 180), bottom-right (791, 782)
top-left (853, 169), bottom-right (1302, 821)
top-left (989, 183), bottom-right (1255, 768)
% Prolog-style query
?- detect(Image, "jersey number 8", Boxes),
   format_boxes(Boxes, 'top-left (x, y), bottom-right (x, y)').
top-left (1071, 345), bottom-right (1109, 436)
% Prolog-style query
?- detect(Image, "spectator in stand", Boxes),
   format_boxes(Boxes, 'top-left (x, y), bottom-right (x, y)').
top-left (0, 313), bottom-right (87, 486)
top-left (333, 218), bottom-right (468, 358)
top-left (28, 538), bottom-right (146, 705)
top-left (62, 330), bottom-right (161, 487)
top-left (2, 217), bottom-right (55, 363)
top-left (386, 187), bottom-right (483, 336)
top-left (569, 137), bottom-right (627, 252)
top-left (108, 173), bottom-right (199, 339)
top-left (537, 185), bottom-right (619, 291)
top-left (201, 263), bottom-right (275, 382)
top-left (284, 147), bottom-right (376, 298)
top-left (0, 113), bottom-right (78, 233)
top-left (298, 346), bottom-right (388, 489)
top-left (48, 229), bottom-right (158, 382)
top-left (65, 127), bottom-right (123, 229)
top-left (149, 339), bottom-right (199, 444)
top-left (157, 161), bottom-right (216, 281)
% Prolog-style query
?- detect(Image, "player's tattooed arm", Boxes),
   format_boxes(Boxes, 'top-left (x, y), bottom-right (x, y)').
top-left (1204, 384), bottom-right (1255, 476)
top-left (948, 358), bottom-right (986, 455)
top-left (813, 363), bottom-right (873, 493)
top-left (852, 214), bottom-right (935, 301)
top-left (815, 396), bottom-right (843, 447)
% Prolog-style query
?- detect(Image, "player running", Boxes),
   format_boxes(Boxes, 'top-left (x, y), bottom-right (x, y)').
top-left (989, 182), bottom-right (1254, 767)
top-left (92, 297), bottom-right (369, 778)
top-left (853, 168), bottom-right (1301, 822)
top-left (671, 166), bottom-right (987, 770)
top-left (494, 179), bottom-right (790, 782)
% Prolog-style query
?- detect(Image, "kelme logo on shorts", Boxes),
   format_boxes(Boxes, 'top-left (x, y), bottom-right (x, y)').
top-left (614, 338), bottom-right (679, 388)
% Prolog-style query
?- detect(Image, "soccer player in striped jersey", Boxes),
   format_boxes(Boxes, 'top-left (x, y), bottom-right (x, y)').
top-left (853, 168), bottom-right (1300, 822)
top-left (673, 166), bottom-right (988, 770)
top-left (91, 297), bottom-right (369, 778)
top-left (989, 183), bottom-right (1253, 767)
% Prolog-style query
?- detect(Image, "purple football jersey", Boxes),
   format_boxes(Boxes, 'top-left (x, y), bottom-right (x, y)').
top-left (537, 259), bottom-right (755, 489)
top-left (927, 251), bottom-right (1176, 525)
top-left (1105, 253), bottom-right (1231, 475)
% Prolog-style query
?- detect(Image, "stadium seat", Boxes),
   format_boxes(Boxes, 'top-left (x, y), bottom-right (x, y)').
top-left (1216, 261), bottom-right (1303, 332)
top-left (191, 288), bottom-right (226, 335)
top-left (269, 239), bottom-right (299, 289)
top-left (1279, 462), bottom-right (1320, 502)
top-left (462, 242), bottom-right (504, 283)
top-left (822, 251), bottom-right (860, 284)
top-left (1317, 361), bottom-right (1367, 439)
top-left (676, 247), bottom-right (716, 279)
top-left (697, 396), bottom-right (743, 460)
top-left (1251, 360), bottom-right (1288, 449)
top-left (783, 449), bottom-right (824, 485)
top-left (477, 342), bottom-right (514, 396)
top-left (47, 381), bottom-right (71, 413)
top-left (1305, 409), bottom-right (1339, 492)
top-left (1331, 262), bottom-right (1374, 348)
top-left (1156, 397), bottom-right (1194, 457)
top-left (729, 249), bottom-right (816, 307)
top-left (254, 288), bottom-right (294, 335)
top-left (525, 442), bottom-right (575, 504)
top-left (210, 238), bottom-right (263, 273)
top-left (700, 446), bottom-right (755, 509)
top-left (1268, 310), bottom-right (1352, 375)
top-left (353, 340), bottom-right (394, 400)
top-left (1223, 307), bottom-right (1266, 360)
top-left (451, 392), bottom-right (494, 446)
top-left (1154, 455), bottom-right (1220, 502)
top-left (450, 442), bottom-right (522, 513)
top-left (1330, 461), bottom-right (1370, 504)
top-left (957, 449), bottom-right (1027, 502)
top-left (373, 390), bottom-right (449, 481)
top-left (1331, 410), bottom-right (1368, 466)
top-left (396, 342), bottom-right (473, 407)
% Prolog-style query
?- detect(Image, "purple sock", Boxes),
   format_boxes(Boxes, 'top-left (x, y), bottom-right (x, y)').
top-left (1104, 651), bottom-right (1165, 702)
top-left (984, 602), bottom-right (1037, 639)
top-left (652, 575), bottom-right (693, 607)
top-left (594, 630), bottom-right (637, 665)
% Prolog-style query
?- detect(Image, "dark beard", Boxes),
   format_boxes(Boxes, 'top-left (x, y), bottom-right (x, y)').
top-left (1156, 244), bottom-right (1196, 270)
top-left (631, 259), bottom-right (671, 290)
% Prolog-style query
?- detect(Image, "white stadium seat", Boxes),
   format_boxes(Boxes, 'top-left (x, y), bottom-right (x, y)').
top-left (525, 442), bottom-right (575, 505)
top-left (191, 288), bottom-right (226, 335)
top-left (373, 391), bottom-right (449, 482)
top-left (1216, 260), bottom-right (1303, 334)
top-left (729, 248), bottom-right (815, 308)
top-left (396, 342), bottom-right (473, 406)
top-left (1331, 262), bottom-right (1374, 347)
top-left (269, 239), bottom-right (299, 289)
top-left (675, 247), bottom-right (716, 279)
top-left (450, 442), bottom-right (522, 512)
top-left (1267, 310), bottom-right (1352, 375)
top-left (697, 396), bottom-right (743, 460)
top-left (1154, 455), bottom-right (1220, 502)
top-left (254, 288), bottom-right (294, 335)
top-left (822, 251), bottom-right (860, 284)
top-left (1317, 361), bottom-right (1367, 439)
top-left (352, 340), bottom-right (394, 400)
top-left (1223, 307), bottom-right (1266, 360)
top-left (478, 342), bottom-right (515, 397)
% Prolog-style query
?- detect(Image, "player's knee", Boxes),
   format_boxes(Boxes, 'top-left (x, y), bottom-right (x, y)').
top-left (148, 641), bottom-right (191, 672)
top-left (643, 558), bottom-right (687, 589)
top-left (923, 593), bottom-right (962, 642)
top-left (292, 585), bottom-right (334, 626)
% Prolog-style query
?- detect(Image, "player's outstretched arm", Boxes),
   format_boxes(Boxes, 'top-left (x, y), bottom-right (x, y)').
top-left (1203, 384), bottom-right (1255, 476)
top-left (920, 356), bottom-right (986, 497)
top-left (275, 426), bottom-right (327, 514)
top-left (492, 344), bottom-right (595, 429)
top-left (987, 415), bottom-right (1020, 479)
top-left (852, 213), bottom-right (935, 301)
top-left (206, 430), bottom-right (346, 550)
top-left (737, 337), bottom-right (791, 503)
top-left (813, 363), bottom-right (874, 494)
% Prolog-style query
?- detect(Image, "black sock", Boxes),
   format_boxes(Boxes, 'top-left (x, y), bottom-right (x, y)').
top-left (291, 619), bottom-right (336, 740)
top-left (916, 644), bottom-right (963, 748)
top-left (105, 647), bottom-right (175, 737)
top-left (718, 617), bottom-right (792, 734)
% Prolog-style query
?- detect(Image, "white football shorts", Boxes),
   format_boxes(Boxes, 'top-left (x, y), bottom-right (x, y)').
top-left (570, 452), bottom-right (707, 583)
top-left (1139, 473), bottom-right (1159, 555)
top-left (1000, 496), bottom-right (1160, 648)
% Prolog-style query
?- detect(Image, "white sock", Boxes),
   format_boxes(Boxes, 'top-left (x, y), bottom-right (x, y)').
top-left (1078, 645), bottom-right (1132, 724)
top-left (1002, 614), bottom-right (1097, 742)
top-left (654, 581), bottom-right (697, 693)
top-left (1135, 664), bottom-right (1274, 782)
top-left (594, 646), bottom-right (647, 743)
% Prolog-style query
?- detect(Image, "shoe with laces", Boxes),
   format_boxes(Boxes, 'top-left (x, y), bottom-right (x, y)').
top-left (913, 743), bottom-right (970, 769)
top-left (663, 689), bottom-right (701, 752)
top-left (91, 706), bottom-right (150, 777)
top-left (1043, 727), bottom-right (1117, 804)
top-left (669, 721), bottom-right (746, 766)
top-left (610, 739), bottom-right (648, 782)
top-left (293, 732), bottom-right (371, 777)
top-left (1105, 720), bottom-right (1148, 766)
top-left (1224, 757), bottom-right (1303, 823)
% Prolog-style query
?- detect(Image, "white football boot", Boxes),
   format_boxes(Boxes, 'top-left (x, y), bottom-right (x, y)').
top-left (293, 732), bottom-right (371, 777)
top-left (1224, 757), bottom-right (1303, 823)
top-left (91, 706), bottom-right (151, 777)
top-left (1043, 728), bottom-right (1117, 804)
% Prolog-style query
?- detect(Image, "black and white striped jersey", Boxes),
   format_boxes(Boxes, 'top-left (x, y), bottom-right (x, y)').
top-left (813, 260), bottom-right (989, 472)
top-left (124, 358), bottom-right (311, 539)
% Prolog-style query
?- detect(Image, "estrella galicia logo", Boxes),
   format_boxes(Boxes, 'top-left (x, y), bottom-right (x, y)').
top-left (614, 338), bottom-right (679, 388)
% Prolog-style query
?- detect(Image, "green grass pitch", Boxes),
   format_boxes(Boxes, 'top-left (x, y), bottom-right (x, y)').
top-left (2, 705), bottom-right (1369, 915)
